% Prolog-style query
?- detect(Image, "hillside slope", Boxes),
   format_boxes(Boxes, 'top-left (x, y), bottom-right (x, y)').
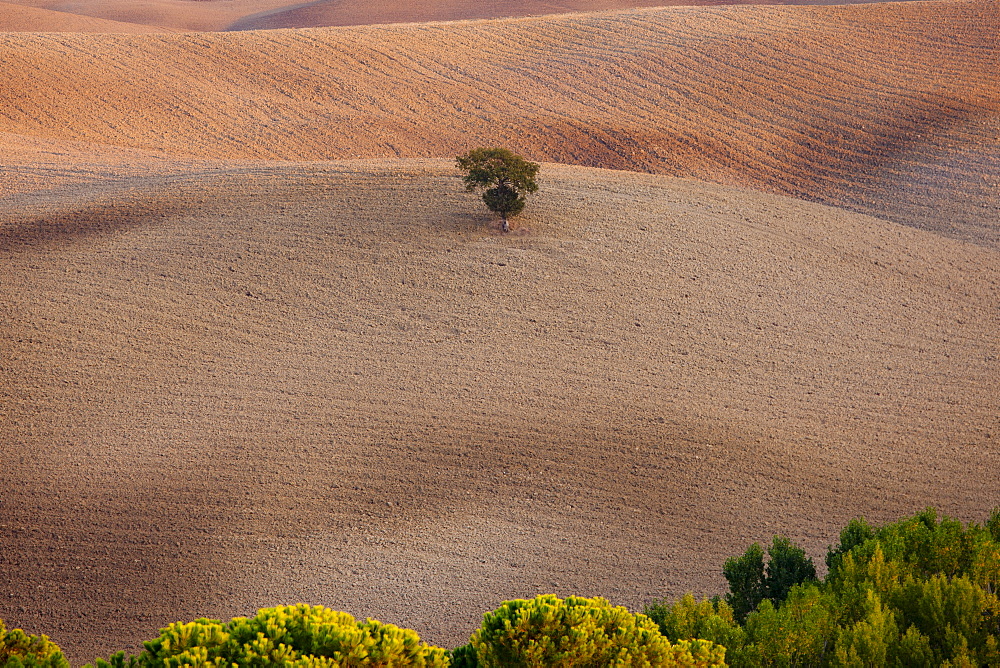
top-left (1, 0), bottom-right (920, 31)
top-left (226, 0), bottom-right (745, 31)
top-left (0, 2), bottom-right (172, 32)
top-left (2, 159), bottom-right (998, 662)
top-left (0, 0), bottom-right (304, 31)
top-left (1, 0), bottom-right (997, 246)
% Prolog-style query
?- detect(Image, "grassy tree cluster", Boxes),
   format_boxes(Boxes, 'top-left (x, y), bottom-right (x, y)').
top-left (6, 508), bottom-right (998, 667)
top-left (645, 508), bottom-right (1000, 667)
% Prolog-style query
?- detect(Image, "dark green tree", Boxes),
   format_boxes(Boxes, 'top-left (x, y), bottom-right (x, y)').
top-left (766, 535), bottom-right (818, 604)
top-left (446, 643), bottom-right (479, 668)
top-left (724, 542), bottom-right (767, 624)
top-left (456, 147), bottom-right (540, 232)
top-left (723, 536), bottom-right (817, 624)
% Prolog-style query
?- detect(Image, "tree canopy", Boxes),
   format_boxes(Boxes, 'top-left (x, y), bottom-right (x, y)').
top-left (647, 507), bottom-right (1000, 667)
top-left (456, 148), bottom-right (540, 232)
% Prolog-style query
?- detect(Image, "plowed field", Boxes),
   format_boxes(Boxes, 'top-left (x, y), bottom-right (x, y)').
top-left (0, 2), bottom-right (174, 32)
top-left (1, 0), bottom-right (997, 245)
top-left (1, 0), bottom-right (923, 31)
top-left (1, 0), bottom-right (998, 663)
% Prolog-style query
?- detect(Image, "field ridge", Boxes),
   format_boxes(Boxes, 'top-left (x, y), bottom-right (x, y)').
top-left (1, 0), bottom-right (997, 246)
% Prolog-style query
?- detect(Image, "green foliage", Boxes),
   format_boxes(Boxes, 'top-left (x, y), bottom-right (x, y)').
top-left (828, 507), bottom-right (1000, 588)
top-left (709, 508), bottom-right (1000, 666)
top-left (471, 594), bottom-right (725, 667)
top-left (0, 622), bottom-right (68, 668)
top-left (723, 543), bottom-right (766, 624)
top-left (723, 537), bottom-right (817, 623)
top-left (735, 583), bottom-right (836, 667)
top-left (86, 605), bottom-right (448, 668)
top-left (644, 593), bottom-right (743, 652)
top-left (444, 644), bottom-right (477, 668)
top-left (456, 147), bottom-right (540, 231)
top-left (831, 589), bottom-right (897, 667)
top-left (892, 624), bottom-right (935, 668)
top-left (670, 639), bottom-right (728, 667)
top-left (825, 518), bottom-right (876, 574)
top-left (644, 508), bottom-right (1000, 666)
top-left (889, 573), bottom-right (999, 665)
top-left (765, 537), bottom-right (817, 605)
top-left (481, 186), bottom-right (525, 222)
top-left (987, 508), bottom-right (1000, 544)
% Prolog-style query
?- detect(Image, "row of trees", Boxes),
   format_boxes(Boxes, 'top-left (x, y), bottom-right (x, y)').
top-left (3, 508), bottom-right (998, 667)
top-left (2, 600), bottom-right (723, 668)
top-left (646, 508), bottom-right (1000, 666)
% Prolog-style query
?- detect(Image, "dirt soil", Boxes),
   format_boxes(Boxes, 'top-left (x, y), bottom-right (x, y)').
top-left (1, 0), bottom-right (928, 31)
top-left (1, 1), bottom-right (997, 247)
top-left (0, 0), bottom-right (998, 664)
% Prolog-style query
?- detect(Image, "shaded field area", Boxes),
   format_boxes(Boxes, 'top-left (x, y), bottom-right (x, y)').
top-left (1, 0), bottom-right (997, 246)
top-left (2, 160), bottom-right (998, 662)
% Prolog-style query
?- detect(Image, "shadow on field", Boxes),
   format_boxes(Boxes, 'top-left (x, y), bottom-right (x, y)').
top-left (1, 194), bottom-right (188, 252)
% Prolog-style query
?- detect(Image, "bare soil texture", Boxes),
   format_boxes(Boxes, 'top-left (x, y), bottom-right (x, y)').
top-left (0, 1), bottom-right (997, 247)
top-left (224, 0), bottom-right (833, 32)
top-left (2, 0), bottom-right (926, 31)
top-left (0, 0), bottom-right (998, 664)
top-left (0, 2), bottom-right (176, 32)
top-left (0, 0), bottom-right (304, 32)
top-left (2, 157), bottom-right (998, 663)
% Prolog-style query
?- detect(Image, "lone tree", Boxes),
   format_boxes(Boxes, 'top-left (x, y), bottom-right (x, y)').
top-left (456, 147), bottom-right (540, 232)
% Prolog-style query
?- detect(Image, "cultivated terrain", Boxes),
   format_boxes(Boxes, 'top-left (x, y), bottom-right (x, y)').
top-left (1, 0), bottom-right (998, 663)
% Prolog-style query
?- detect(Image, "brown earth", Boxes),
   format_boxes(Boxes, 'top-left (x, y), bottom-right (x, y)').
top-left (0, 2), bottom-right (177, 32)
top-left (3, 157), bottom-right (997, 663)
top-left (1, 1), bottom-right (997, 246)
top-left (2, 0), bottom-right (926, 32)
top-left (225, 0), bottom-right (889, 32)
top-left (1, 0), bottom-right (999, 664)
top-left (0, 0), bottom-right (303, 32)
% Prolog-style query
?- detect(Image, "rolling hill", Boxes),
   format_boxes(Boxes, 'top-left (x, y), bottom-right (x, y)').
top-left (0, 0), bottom-right (300, 32)
top-left (0, 2), bottom-right (176, 32)
top-left (1, 0), bottom-right (998, 663)
top-left (0, 0), bottom-right (996, 246)
top-left (2, 0), bottom-right (925, 32)
top-left (2, 158), bottom-right (998, 662)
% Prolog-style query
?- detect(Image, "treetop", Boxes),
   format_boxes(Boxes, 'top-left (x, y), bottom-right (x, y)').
top-left (456, 147), bottom-right (540, 194)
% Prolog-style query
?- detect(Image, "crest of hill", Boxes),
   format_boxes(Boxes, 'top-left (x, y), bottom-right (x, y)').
top-left (0, 0), bottom-right (308, 32)
top-left (0, 0), bottom-right (916, 32)
top-left (225, 0), bottom-right (767, 31)
top-left (2, 159), bottom-right (998, 663)
top-left (0, 1), bottom-right (173, 32)
top-left (0, 0), bottom-right (996, 246)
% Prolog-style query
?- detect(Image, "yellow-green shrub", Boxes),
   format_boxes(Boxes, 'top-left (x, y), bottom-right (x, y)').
top-left (87, 604), bottom-right (448, 668)
top-left (0, 621), bottom-right (68, 668)
top-left (470, 594), bottom-right (726, 667)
